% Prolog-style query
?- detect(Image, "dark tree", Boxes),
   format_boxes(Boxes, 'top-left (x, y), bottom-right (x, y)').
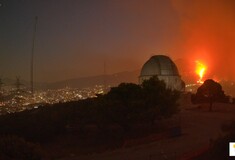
top-left (98, 78), bottom-right (180, 130)
top-left (106, 83), bottom-right (142, 103)
top-left (142, 76), bottom-right (180, 124)
top-left (193, 79), bottom-right (226, 111)
top-left (102, 83), bottom-right (143, 131)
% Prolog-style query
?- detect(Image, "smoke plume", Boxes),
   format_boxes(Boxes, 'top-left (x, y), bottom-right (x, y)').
top-left (172, 0), bottom-right (235, 81)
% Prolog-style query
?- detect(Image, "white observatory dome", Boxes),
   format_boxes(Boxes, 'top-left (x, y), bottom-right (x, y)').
top-left (139, 55), bottom-right (184, 91)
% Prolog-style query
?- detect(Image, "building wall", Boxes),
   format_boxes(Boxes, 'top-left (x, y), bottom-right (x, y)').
top-left (139, 75), bottom-right (185, 91)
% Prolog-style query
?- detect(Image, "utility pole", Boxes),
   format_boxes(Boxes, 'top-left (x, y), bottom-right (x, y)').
top-left (0, 78), bottom-right (3, 91)
top-left (30, 16), bottom-right (38, 95)
top-left (15, 76), bottom-right (23, 92)
top-left (103, 61), bottom-right (106, 91)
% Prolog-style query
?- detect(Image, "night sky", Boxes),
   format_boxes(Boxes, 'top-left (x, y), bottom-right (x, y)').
top-left (1, 0), bottom-right (235, 82)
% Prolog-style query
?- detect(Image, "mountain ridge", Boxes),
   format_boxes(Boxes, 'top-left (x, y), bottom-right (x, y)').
top-left (1, 70), bottom-right (141, 90)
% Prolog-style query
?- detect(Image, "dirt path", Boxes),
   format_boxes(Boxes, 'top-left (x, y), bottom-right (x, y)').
top-left (61, 103), bottom-right (235, 160)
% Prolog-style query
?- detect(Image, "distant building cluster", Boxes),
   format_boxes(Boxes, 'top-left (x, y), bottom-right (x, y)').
top-left (0, 85), bottom-right (109, 115)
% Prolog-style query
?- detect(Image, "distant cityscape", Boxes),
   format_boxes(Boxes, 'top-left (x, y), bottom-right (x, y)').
top-left (0, 84), bottom-right (109, 115)
top-left (0, 76), bottom-right (235, 116)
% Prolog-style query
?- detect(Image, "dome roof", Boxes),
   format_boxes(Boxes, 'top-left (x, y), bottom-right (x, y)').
top-left (140, 55), bottom-right (179, 77)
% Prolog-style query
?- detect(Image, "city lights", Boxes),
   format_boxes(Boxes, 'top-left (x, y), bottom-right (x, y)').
top-left (0, 85), bottom-right (109, 115)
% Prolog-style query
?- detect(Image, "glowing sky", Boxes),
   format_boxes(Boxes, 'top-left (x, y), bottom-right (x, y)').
top-left (1, 0), bottom-right (235, 82)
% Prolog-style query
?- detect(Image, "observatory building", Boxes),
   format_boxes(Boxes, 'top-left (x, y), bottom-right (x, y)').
top-left (139, 55), bottom-right (185, 91)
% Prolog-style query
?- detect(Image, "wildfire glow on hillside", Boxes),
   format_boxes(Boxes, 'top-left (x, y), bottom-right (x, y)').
top-left (195, 61), bottom-right (206, 84)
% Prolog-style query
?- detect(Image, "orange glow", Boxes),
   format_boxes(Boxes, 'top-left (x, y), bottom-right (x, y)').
top-left (195, 61), bottom-right (206, 84)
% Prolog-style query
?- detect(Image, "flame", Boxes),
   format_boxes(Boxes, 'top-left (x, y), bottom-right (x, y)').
top-left (195, 61), bottom-right (206, 84)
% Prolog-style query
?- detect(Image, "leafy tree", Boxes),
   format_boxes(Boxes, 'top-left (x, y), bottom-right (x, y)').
top-left (192, 79), bottom-right (226, 111)
top-left (101, 83), bottom-right (143, 131)
top-left (106, 83), bottom-right (142, 103)
top-left (142, 76), bottom-right (180, 124)
top-left (96, 78), bottom-right (180, 131)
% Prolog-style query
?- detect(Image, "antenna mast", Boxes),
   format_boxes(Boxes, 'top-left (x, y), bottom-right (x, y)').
top-left (103, 61), bottom-right (106, 90)
top-left (15, 76), bottom-right (23, 92)
top-left (31, 16), bottom-right (38, 95)
top-left (0, 78), bottom-right (3, 91)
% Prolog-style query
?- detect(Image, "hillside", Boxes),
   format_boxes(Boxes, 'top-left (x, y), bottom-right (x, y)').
top-left (1, 70), bottom-right (140, 90)
top-left (46, 70), bottom-right (140, 89)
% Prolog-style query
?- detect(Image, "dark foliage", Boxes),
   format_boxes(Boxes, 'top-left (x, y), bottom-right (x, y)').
top-left (0, 77), bottom-right (181, 149)
top-left (142, 77), bottom-right (180, 119)
top-left (0, 135), bottom-right (42, 160)
top-left (191, 79), bottom-right (227, 111)
top-left (96, 77), bottom-right (180, 131)
top-left (0, 105), bottom-right (68, 142)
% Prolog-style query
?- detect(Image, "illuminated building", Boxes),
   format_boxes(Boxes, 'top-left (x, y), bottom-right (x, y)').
top-left (139, 55), bottom-right (185, 91)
